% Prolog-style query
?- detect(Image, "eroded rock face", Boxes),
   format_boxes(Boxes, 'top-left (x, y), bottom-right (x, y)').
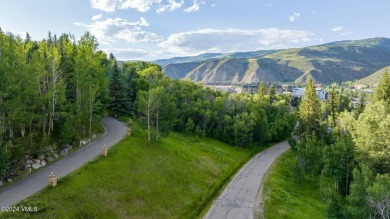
top-left (32, 163), bottom-right (41, 170)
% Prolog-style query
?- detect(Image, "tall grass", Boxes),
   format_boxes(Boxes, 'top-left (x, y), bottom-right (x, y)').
top-left (1, 129), bottom-right (253, 219)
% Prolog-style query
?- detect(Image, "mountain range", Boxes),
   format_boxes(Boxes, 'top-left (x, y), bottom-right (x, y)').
top-left (154, 37), bottom-right (390, 84)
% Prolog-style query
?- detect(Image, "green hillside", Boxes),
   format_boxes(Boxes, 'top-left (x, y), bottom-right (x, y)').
top-left (1, 128), bottom-right (254, 219)
top-left (162, 37), bottom-right (390, 84)
top-left (354, 65), bottom-right (390, 85)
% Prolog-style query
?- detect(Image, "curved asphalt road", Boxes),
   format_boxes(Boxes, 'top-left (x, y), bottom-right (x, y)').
top-left (204, 141), bottom-right (290, 219)
top-left (0, 117), bottom-right (128, 208)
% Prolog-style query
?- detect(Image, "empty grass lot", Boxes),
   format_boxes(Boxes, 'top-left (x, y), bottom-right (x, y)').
top-left (1, 128), bottom-right (255, 219)
top-left (262, 151), bottom-right (326, 219)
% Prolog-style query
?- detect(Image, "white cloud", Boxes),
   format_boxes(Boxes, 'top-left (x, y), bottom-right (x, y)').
top-left (158, 28), bottom-right (313, 56)
top-left (92, 14), bottom-right (103, 21)
top-left (211, 4), bottom-right (216, 7)
top-left (90, 0), bottom-right (118, 12)
top-left (340, 31), bottom-right (353, 36)
top-left (157, 0), bottom-right (184, 13)
top-left (119, 0), bottom-right (161, 12)
top-left (74, 17), bottom-right (160, 45)
top-left (184, 0), bottom-right (205, 13)
top-left (288, 12), bottom-right (300, 22)
top-left (90, 0), bottom-right (184, 13)
top-left (115, 29), bottom-right (162, 42)
top-left (332, 26), bottom-right (343, 32)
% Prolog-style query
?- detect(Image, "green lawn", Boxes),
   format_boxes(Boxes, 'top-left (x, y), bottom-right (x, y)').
top-left (1, 128), bottom-right (255, 219)
top-left (263, 151), bottom-right (326, 219)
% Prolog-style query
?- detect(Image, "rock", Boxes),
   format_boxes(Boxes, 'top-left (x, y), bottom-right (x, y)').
top-left (9, 170), bottom-right (17, 176)
top-left (92, 134), bottom-right (97, 139)
top-left (32, 159), bottom-right (40, 163)
top-left (60, 148), bottom-right (68, 156)
top-left (26, 159), bottom-right (33, 164)
top-left (41, 160), bottom-right (46, 167)
top-left (32, 163), bottom-right (41, 169)
top-left (38, 154), bottom-right (45, 160)
top-left (25, 164), bottom-right (31, 169)
top-left (0, 181), bottom-right (3, 186)
top-left (68, 145), bottom-right (72, 150)
top-left (25, 155), bottom-right (30, 159)
top-left (53, 145), bottom-right (58, 150)
top-left (53, 153), bottom-right (59, 159)
top-left (47, 146), bottom-right (53, 151)
top-left (7, 178), bottom-right (12, 183)
top-left (47, 157), bottom-right (54, 162)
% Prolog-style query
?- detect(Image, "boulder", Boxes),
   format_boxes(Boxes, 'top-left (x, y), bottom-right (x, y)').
top-left (32, 163), bottom-right (41, 169)
top-left (32, 159), bottom-right (40, 164)
top-left (53, 153), bottom-right (59, 159)
top-left (60, 148), bottom-right (68, 156)
top-left (92, 134), bottom-right (97, 139)
top-left (47, 146), bottom-right (53, 151)
top-left (47, 157), bottom-right (54, 162)
top-left (68, 145), bottom-right (73, 150)
top-left (7, 178), bottom-right (12, 183)
top-left (26, 159), bottom-right (33, 164)
top-left (0, 180), bottom-right (3, 186)
top-left (25, 164), bottom-right (31, 169)
top-left (41, 160), bottom-right (46, 167)
top-left (38, 154), bottom-right (45, 160)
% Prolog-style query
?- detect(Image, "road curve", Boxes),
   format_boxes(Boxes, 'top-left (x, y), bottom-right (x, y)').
top-left (203, 141), bottom-right (290, 219)
top-left (0, 117), bottom-right (128, 208)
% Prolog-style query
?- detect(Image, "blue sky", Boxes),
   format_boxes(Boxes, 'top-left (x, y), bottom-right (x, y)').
top-left (1, 0), bottom-right (389, 61)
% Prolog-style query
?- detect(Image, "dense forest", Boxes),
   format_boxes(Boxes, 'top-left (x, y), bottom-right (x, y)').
top-left (290, 73), bottom-right (390, 218)
top-left (0, 30), bottom-right (295, 182)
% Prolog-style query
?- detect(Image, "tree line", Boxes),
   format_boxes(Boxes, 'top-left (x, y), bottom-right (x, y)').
top-left (0, 29), bottom-right (297, 181)
top-left (291, 71), bottom-right (390, 218)
top-left (0, 30), bottom-right (112, 178)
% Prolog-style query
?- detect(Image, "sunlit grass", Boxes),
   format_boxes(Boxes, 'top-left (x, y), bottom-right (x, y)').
top-left (263, 151), bottom-right (326, 219)
top-left (1, 128), bottom-right (254, 219)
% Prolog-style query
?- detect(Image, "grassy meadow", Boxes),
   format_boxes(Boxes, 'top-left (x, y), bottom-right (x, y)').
top-left (1, 127), bottom-right (255, 219)
top-left (262, 151), bottom-right (326, 219)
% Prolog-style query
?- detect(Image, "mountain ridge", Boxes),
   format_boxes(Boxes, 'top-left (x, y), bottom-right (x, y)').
top-left (157, 37), bottom-right (390, 84)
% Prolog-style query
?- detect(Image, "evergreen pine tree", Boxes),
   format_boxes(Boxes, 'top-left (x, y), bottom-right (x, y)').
top-left (373, 69), bottom-right (390, 106)
top-left (298, 78), bottom-right (321, 136)
top-left (269, 83), bottom-right (276, 104)
top-left (257, 81), bottom-right (267, 97)
top-left (108, 57), bottom-right (130, 117)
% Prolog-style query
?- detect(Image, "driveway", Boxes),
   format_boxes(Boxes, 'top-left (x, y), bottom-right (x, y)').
top-left (0, 117), bottom-right (128, 208)
top-left (203, 141), bottom-right (290, 219)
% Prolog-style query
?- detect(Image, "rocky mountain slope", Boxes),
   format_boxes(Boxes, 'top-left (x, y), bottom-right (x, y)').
top-left (157, 38), bottom-right (390, 84)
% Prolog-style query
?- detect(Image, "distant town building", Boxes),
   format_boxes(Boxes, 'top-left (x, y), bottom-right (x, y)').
top-left (242, 84), bottom-right (259, 94)
top-left (291, 87), bottom-right (328, 100)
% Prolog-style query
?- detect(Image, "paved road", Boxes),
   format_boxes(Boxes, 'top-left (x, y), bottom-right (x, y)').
top-left (204, 141), bottom-right (290, 219)
top-left (0, 117), bottom-right (128, 208)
